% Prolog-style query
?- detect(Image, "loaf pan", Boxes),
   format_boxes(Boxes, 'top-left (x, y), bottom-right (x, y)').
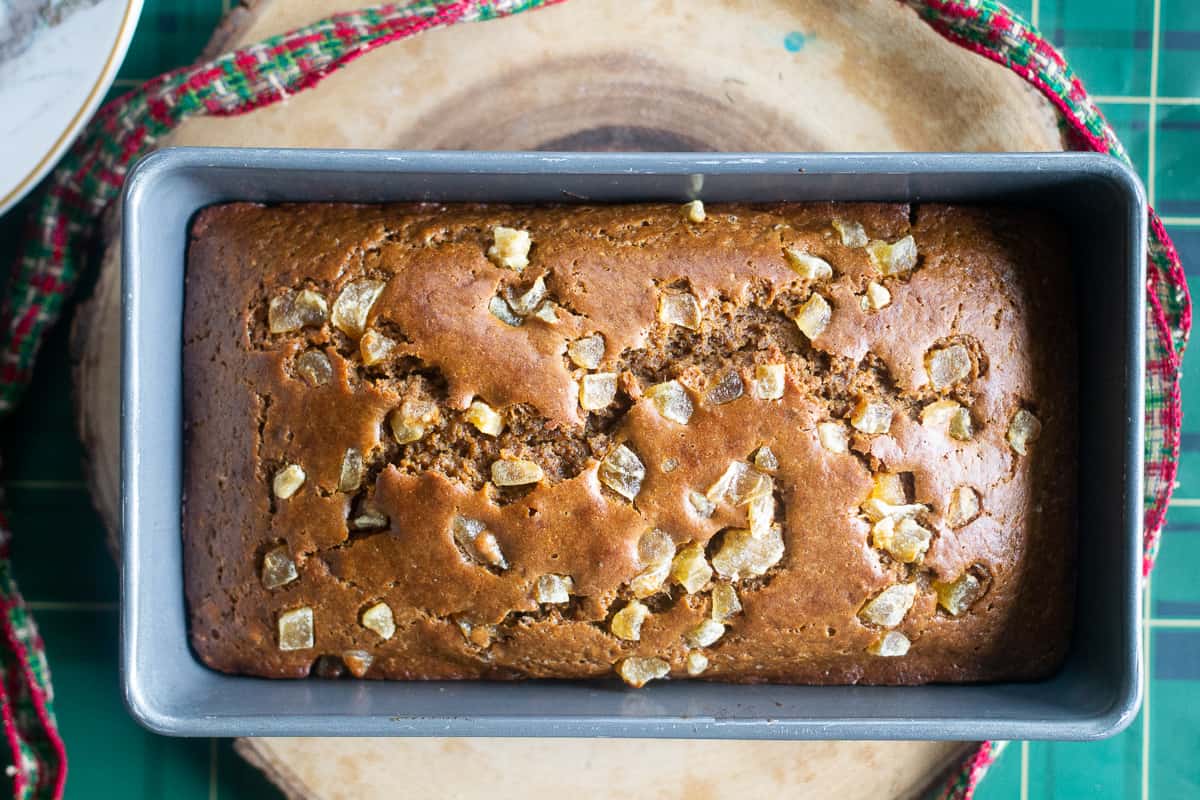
top-left (122, 148), bottom-right (1145, 739)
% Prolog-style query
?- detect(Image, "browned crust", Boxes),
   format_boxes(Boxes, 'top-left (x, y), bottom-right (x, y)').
top-left (183, 201), bottom-right (1075, 683)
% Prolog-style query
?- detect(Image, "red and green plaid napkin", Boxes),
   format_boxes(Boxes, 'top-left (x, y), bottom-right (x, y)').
top-left (0, 1), bottom-right (1188, 797)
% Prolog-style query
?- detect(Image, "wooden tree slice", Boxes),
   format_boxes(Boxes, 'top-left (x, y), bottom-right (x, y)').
top-left (70, 0), bottom-right (1062, 796)
top-left (170, 0), bottom-right (1060, 153)
top-left (236, 738), bottom-right (973, 800)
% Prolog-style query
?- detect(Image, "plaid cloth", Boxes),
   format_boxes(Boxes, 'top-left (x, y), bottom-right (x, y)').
top-left (0, 0), bottom-right (1187, 797)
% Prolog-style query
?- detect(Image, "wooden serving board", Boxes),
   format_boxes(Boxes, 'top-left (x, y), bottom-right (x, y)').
top-left (71, 1), bottom-right (1061, 797)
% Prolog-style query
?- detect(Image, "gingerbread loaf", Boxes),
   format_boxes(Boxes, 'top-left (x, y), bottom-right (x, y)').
top-left (183, 200), bottom-right (1075, 685)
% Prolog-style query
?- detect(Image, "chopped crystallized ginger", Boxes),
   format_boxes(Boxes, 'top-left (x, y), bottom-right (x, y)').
top-left (935, 572), bottom-right (986, 616)
top-left (466, 400), bottom-right (504, 436)
top-left (753, 363), bottom-right (786, 400)
top-left (793, 293), bottom-right (831, 339)
top-left (681, 200), bottom-right (706, 223)
top-left (359, 329), bottom-right (396, 366)
top-left (261, 545), bottom-right (298, 589)
top-left (646, 380), bottom-right (694, 423)
top-left (784, 249), bottom-right (834, 280)
top-left (278, 607), bottom-right (314, 651)
top-left (331, 279), bottom-right (386, 338)
top-left (866, 630), bottom-right (911, 657)
top-left (670, 542), bottom-right (713, 594)
top-left (599, 444), bottom-right (645, 501)
top-left (685, 619), bottom-right (725, 648)
top-left (858, 583), bottom-right (918, 628)
top-left (851, 396), bottom-right (892, 435)
top-left (272, 464), bottom-right (306, 499)
top-left (832, 219), bottom-right (868, 247)
top-left (1007, 408), bottom-right (1041, 455)
top-left (611, 600), bottom-right (651, 641)
top-left (269, 289), bottom-right (327, 334)
top-left (866, 235), bottom-right (917, 275)
top-left (946, 485), bottom-right (981, 528)
top-left (295, 350), bottom-right (333, 386)
top-left (337, 448), bottom-right (364, 493)
top-left (487, 226), bottom-right (532, 272)
top-left (686, 651), bottom-right (709, 675)
top-left (567, 333), bottom-right (605, 369)
top-left (711, 525), bottom-right (784, 581)
top-left (579, 373), bottom-right (618, 411)
top-left (658, 291), bottom-right (703, 330)
top-left (926, 344), bottom-right (972, 391)
top-left (535, 574), bottom-right (575, 604)
top-left (711, 583), bottom-right (742, 623)
top-left (360, 602), bottom-right (395, 640)
top-left (616, 656), bottom-right (669, 688)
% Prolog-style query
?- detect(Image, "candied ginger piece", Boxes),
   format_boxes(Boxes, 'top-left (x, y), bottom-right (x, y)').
top-left (646, 380), bottom-right (694, 423)
top-left (506, 276), bottom-right (546, 316)
top-left (631, 528), bottom-right (676, 597)
top-left (580, 373), bottom-right (618, 411)
top-left (867, 630), bottom-right (911, 656)
top-left (466, 400), bottom-right (504, 436)
top-left (705, 370), bottom-right (744, 406)
top-left (360, 602), bottom-right (395, 640)
top-left (867, 235), bottom-right (917, 275)
top-left (658, 291), bottom-right (702, 330)
top-left (711, 526), bottom-right (784, 581)
top-left (935, 571), bottom-right (986, 616)
top-left (793, 293), bottom-right (831, 339)
top-left (818, 421), bottom-right (849, 453)
top-left (833, 219), bottom-right (868, 247)
top-left (946, 485), bottom-right (980, 528)
top-left (864, 281), bottom-right (891, 310)
top-left (871, 516), bottom-right (932, 563)
top-left (681, 200), bottom-right (706, 223)
top-left (1007, 408), bottom-right (1041, 455)
top-left (858, 583), bottom-right (918, 628)
top-left (261, 545), bottom-right (298, 589)
top-left (784, 249), bottom-right (833, 280)
top-left (687, 490), bottom-right (716, 518)
top-left (567, 333), bottom-right (605, 369)
top-left (269, 289), bottom-right (327, 334)
top-left (711, 583), bottom-right (741, 622)
top-left (611, 600), bottom-right (651, 641)
top-left (295, 350), bottom-right (333, 387)
top-left (850, 396), bottom-right (892, 434)
top-left (278, 607), bottom-right (314, 651)
top-left (670, 542), bottom-right (713, 594)
top-left (337, 449), bottom-right (364, 493)
top-left (491, 459), bottom-right (544, 486)
top-left (273, 464), bottom-right (305, 499)
top-left (753, 363), bottom-right (786, 400)
top-left (535, 574), bottom-right (575, 604)
top-left (488, 295), bottom-right (524, 327)
top-left (599, 444), bottom-right (645, 501)
top-left (451, 515), bottom-right (508, 569)
top-left (342, 649), bottom-right (373, 677)
top-left (616, 656), bottom-right (669, 688)
top-left (487, 227), bottom-right (531, 272)
top-left (685, 619), bottom-right (725, 648)
top-left (389, 398), bottom-right (439, 445)
top-left (360, 330), bottom-right (396, 366)
top-left (926, 344), bottom-right (972, 391)
top-left (331, 280), bottom-right (386, 338)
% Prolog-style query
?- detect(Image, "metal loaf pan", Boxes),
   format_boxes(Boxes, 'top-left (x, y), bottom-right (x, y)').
top-left (122, 148), bottom-right (1145, 739)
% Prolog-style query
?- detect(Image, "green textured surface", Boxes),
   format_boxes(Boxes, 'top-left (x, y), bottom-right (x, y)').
top-left (0, 0), bottom-right (1198, 797)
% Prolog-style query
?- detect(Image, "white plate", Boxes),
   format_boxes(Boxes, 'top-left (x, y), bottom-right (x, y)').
top-left (0, 0), bottom-right (143, 215)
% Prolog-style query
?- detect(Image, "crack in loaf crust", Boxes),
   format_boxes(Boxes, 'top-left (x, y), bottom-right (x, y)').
top-left (183, 201), bottom-right (1076, 684)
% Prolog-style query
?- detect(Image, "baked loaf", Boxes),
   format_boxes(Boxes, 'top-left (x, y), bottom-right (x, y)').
top-left (184, 200), bottom-right (1075, 685)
